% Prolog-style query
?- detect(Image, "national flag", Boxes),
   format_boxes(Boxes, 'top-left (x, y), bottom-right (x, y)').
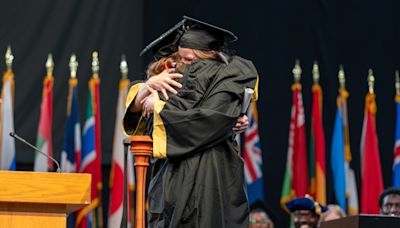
top-left (61, 77), bottom-right (81, 173)
top-left (393, 88), bottom-right (400, 187)
top-left (34, 72), bottom-right (54, 171)
top-left (0, 68), bottom-right (16, 171)
top-left (76, 76), bottom-right (102, 228)
top-left (60, 76), bottom-right (82, 228)
top-left (108, 77), bottom-right (135, 227)
top-left (360, 81), bottom-right (384, 214)
top-left (281, 81), bottom-right (308, 208)
top-left (309, 82), bottom-right (326, 204)
top-left (243, 102), bottom-right (264, 204)
top-left (331, 85), bottom-right (359, 215)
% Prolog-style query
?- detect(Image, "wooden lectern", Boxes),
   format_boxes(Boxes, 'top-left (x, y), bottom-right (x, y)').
top-left (320, 215), bottom-right (400, 228)
top-left (0, 171), bottom-right (91, 227)
top-left (130, 135), bottom-right (153, 228)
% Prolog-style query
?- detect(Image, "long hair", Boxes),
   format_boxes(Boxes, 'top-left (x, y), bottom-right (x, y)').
top-left (146, 49), bottom-right (226, 78)
top-left (146, 52), bottom-right (181, 78)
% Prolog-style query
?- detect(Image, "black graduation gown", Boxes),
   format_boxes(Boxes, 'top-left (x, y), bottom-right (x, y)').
top-left (123, 56), bottom-right (259, 228)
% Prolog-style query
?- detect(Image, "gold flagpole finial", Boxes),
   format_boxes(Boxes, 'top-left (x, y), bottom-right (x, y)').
top-left (395, 70), bottom-right (400, 97)
top-left (69, 54), bottom-right (78, 78)
top-left (338, 65), bottom-right (346, 89)
top-left (120, 54), bottom-right (128, 79)
top-left (46, 53), bottom-right (54, 76)
top-left (368, 69), bottom-right (375, 94)
top-left (312, 61), bottom-right (320, 84)
top-left (91, 51), bottom-right (99, 77)
top-left (293, 59), bottom-right (302, 83)
top-left (5, 46), bottom-right (14, 70)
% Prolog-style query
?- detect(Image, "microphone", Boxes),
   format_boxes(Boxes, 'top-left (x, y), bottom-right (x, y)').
top-left (9, 132), bottom-right (61, 173)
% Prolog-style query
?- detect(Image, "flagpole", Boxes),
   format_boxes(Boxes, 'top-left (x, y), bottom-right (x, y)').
top-left (312, 61), bottom-right (319, 84)
top-left (69, 54), bottom-right (78, 78)
top-left (368, 69), bottom-right (375, 95)
top-left (120, 55), bottom-right (129, 228)
top-left (338, 65), bottom-right (345, 90)
top-left (6, 47), bottom-right (14, 105)
top-left (293, 59), bottom-right (302, 83)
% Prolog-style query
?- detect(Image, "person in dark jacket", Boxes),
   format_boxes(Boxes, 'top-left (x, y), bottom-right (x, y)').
top-left (123, 16), bottom-right (259, 228)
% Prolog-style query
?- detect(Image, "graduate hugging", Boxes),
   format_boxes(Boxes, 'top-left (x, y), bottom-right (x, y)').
top-left (123, 16), bottom-right (259, 228)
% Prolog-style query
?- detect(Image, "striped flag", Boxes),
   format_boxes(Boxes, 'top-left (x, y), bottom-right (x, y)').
top-left (77, 76), bottom-right (102, 228)
top-left (281, 79), bottom-right (309, 208)
top-left (0, 68), bottom-right (16, 171)
top-left (108, 76), bottom-right (135, 227)
top-left (60, 76), bottom-right (81, 228)
top-left (243, 102), bottom-right (264, 204)
top-left (61, 77), bottom-right (81, 173)
top-left (309, 75), bottom-right (326, 204)
top-left (34, 66), bottom-right (54, 171)
top-left (393, 73), bottom-right (400, 187)
top-left (331, 84), bottom-right (359, 215)
top-left (360, 71), bottom-right (384, 214)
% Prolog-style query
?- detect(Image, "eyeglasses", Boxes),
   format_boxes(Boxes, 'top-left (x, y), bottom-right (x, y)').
top-left (382, 203), bottom-right (400, 210)
top-left (249, 218), bottom-right (270, 224)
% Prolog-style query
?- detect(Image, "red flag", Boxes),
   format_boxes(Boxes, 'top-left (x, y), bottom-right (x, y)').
top-left (281, 82), bottom-right (309, 207)
top-left (310, 84), bottom-right (326, 204)
top-left (291, 83), bottom-right (309, 198)
top-left (34, 75), bottom-right (54, 171)
top-left (91, 77), bottom-right (103, 194)
top-left (77, 76), bottom-right (102, 227)
top-left (360, 93), bottom-right (384, 214)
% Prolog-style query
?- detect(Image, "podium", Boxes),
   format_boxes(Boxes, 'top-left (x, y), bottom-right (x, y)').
top-left (320, 215), bottom-right (400, 228)
top-left (0, 171), bottom-right (91, 227)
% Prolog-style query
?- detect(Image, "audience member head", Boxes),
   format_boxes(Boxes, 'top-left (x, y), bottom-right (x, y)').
top-left (319, 204), bottom-right (346, 223)
top-left (249, 200), bottom-right (276, 228)
top-left (285, 195), bottom-right (327, 228)
top-left (379, 187), bottom-right (400, 216)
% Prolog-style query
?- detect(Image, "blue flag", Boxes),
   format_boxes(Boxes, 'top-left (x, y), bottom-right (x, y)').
top-left (331, 109), bottom-right (346, 210)
top-left (61, 78), bottom-right (81, 173)
top-left (243, 103), bottom-right (264, 204)
top-left (393, 99), bottom-right (400, 187)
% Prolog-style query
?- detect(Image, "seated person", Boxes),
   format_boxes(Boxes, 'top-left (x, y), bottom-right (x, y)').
top-left (379, 187), bottom-right (400, 216)
top-left (285, 195), bottom-right (327, 228)
top-left (249, 200), bottom-right (277, 228)
top-left (319, 204), bottom-right (346, 224)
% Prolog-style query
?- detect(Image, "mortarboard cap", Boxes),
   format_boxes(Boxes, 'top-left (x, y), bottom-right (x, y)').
top-left (139, 19), bottom-right (186, 60)
top-left (140, 16), bottom-right (238, 59)
top-left (179, 15), bottom-right (238, 51)
top-left (285, 196), bottom-right (328, 215)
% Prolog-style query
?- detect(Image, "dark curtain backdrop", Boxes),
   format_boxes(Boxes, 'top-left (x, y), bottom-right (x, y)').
top-left (2, 0), bottom-right (400, 227)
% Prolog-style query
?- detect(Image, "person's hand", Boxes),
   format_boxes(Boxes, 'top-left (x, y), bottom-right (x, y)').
top-left (233, 115), bottom-right (249, 134)
top-left (141, 86), bottom-right (160, 117)
top-left (146, 69), bottom-right (183, 100)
